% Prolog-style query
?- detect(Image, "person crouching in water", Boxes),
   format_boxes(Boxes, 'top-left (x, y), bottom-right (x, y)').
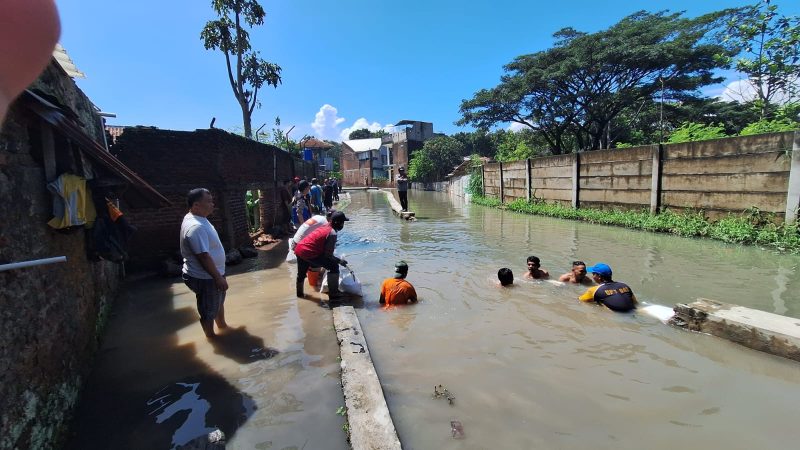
top-left (559, 260), bottom-right (592, 285)
top-left (578, 263), bottom-right (637, 312)
top-left (294, 211), bottom-right (350, 299)
top-left (497, 268), bottom-right (514, 287)
top-left (379, 261), bottom-right (417, 305)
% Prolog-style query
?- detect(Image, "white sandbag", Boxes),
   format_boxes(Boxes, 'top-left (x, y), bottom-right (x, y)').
top-left (320, 267), bottom-right (363, 296)
top-left (340, 268), bottom-right (363, 296)
top-left (285, 249), bottom-right (297, 264)
top-left (640, 304), bottom-right (675, 322)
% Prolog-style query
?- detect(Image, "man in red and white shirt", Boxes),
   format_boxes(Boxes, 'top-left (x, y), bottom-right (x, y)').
top-left (294, 211), bottom-right (350, 299)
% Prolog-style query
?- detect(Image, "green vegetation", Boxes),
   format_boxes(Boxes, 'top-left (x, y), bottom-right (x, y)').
top-left (739, 118), bottom-right (800, 136)
top-left (466, 154), bottom-right (484, 196)
top-left (348, 128), bottom-right (388, 139)
top-left (457, 2), bottom-right (798, 155)
top-left (471, 196), bottom-right (800, 253)
top-left (667, 122), bottom-right (728, 143)
top-left (407, 136), bottom-right (463, 182)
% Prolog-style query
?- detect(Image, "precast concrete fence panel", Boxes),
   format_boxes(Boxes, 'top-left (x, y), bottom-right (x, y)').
top-left (479, 131), bottom-right (800, 223)
top-left (501, 160), bottom-right (528, 202)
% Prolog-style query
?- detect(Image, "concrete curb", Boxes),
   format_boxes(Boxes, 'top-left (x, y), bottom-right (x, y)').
top-left (670, 298), bottom-right (800, 362)
top-left (333, 306), bottom-right (402, 450)
top-left (379, 189), bottom-right (416, 221)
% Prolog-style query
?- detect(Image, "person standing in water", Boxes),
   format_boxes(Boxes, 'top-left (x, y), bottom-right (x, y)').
top-left (180, 188), bottom-right (229, 338)
top-left (396, 166), bottom-right (409, 211)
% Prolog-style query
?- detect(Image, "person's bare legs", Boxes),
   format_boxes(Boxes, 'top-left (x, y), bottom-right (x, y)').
top-left (201, 319), bottom-right (216, 338)
top-left (0, 1), bottom-right (61, 123)
top-left (214, 304), bottom-right (228, 330)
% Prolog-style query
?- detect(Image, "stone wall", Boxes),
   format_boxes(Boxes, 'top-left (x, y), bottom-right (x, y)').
top-left (0, 65), bottom-right (122, 449)
top-left (111, 128), bottom-right (315, 267)
top-left (481, 132), bottom-right (800, 221)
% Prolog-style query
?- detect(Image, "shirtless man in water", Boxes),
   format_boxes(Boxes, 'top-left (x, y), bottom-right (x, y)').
top-left (559, 260), bottom-right (593, 285)
top-left (523, 256), bottom-right (549, 279)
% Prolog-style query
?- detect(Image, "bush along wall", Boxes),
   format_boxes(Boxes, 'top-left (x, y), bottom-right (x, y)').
top-left (471, 196), bottom-right (800, 253)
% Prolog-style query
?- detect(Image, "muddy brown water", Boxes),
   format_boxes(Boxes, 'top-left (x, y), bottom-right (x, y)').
top-left (70, 190), bottom-right (800, 449)
top-left (67, 243), bottom-right (348, 450)
top-left (341, 190), bottom-right (800, 450)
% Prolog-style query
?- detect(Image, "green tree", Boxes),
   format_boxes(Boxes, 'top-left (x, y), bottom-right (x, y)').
top-left (739, 118), bottom-right (799, 136)
top-left (348, 128), bottom-right (388, 140)
top-left (407, 151), bottom-right (435, 182)
top-left (201, 0), bottom-right (282, 139)
top-left (459, 10), bottom-right (735, 152)
top-left (667, 122), bottom-right (728, 143)
top-left (721, 0), bottom-right (800, 119)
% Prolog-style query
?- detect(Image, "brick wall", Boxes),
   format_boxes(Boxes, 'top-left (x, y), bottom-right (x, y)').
top-left (112, 128), bottom-right (314, 267)
top-left (0, 64), bottom-right (122, 450)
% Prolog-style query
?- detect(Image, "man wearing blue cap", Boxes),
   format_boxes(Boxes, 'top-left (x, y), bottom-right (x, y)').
top-left (578, 263), bottom-right (637, 312)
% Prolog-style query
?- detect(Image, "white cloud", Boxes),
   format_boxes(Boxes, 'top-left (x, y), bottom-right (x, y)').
top-left (311, 104), bottom-right (346, 140)
top-left (507, 122), bottom-right (527, 132)
top-left (339, 118), bottom-right (395, 141)
top-left (310, 104), bottom-right (395, 142)
top-left (719, 77), bottom-right (800, 104)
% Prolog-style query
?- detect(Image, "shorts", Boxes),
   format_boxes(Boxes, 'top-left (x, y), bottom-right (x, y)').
top-left (183, 274), bottom-right (226, 321)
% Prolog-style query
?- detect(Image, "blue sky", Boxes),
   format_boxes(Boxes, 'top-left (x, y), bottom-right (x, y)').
top-left (56, 0), bottom-right (799, 142)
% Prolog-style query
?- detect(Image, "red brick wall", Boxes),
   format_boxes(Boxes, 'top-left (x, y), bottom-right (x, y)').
top-left (111, 128), bottom-right (314, 267)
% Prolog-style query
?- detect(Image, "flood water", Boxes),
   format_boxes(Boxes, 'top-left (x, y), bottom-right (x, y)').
top-left (67, 245), bottom-right (348, 450)
top-left (341, 190), bottom-right (800, 450)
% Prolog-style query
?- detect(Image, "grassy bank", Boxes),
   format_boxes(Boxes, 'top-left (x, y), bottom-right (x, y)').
top-left (471, 195), bottom-right (800, 253)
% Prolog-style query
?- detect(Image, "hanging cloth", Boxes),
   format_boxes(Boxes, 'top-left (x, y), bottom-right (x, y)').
top-left (47, 173), bottom-right (97, 229)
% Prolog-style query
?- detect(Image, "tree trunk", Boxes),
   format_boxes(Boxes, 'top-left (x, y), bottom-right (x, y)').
top-left (241, 102), bottom-right (252, 139)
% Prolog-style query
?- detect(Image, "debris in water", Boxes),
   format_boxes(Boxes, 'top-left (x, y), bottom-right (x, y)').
top-left (433, 384), bottom-right (455, 406)
top-left (450, 420), bottom-right (465, 439)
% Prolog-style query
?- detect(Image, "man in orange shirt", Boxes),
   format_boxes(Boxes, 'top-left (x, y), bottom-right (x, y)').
top-left (379, 261), bottom-right (417, 305)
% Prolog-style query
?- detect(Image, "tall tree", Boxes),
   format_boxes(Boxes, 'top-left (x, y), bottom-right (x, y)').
top-left (721, 0), bottom-right (800, 119)
top-left (459, 10), bottom-right (735, 151)
top-left (201, 0), bottom-right (282, 139)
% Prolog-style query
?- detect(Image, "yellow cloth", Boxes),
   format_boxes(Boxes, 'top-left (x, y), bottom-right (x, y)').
top-left (47, 174), bottom-right (97, 229)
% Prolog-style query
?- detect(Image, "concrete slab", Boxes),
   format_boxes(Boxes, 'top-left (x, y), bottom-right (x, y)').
top-left (670, 298), bottom-right (800, 362)
top-left (380, 190), bottom-right (416, 221)
top-left (333, 306), bottom-right (402, 450)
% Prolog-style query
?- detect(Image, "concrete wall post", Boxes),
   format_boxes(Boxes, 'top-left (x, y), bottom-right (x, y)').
top-left (571, 153), bottom-right (579, 209)
top-left (650, 144), bottom-right (663, 215)
top-left (526, 158), bottom-right (532, 202)
top-left (784, 132), bottom-right (800, 224)
top-left (499, 161), bottom-right (505, 203)
top-left (481, 164), bottom-right (485, 196)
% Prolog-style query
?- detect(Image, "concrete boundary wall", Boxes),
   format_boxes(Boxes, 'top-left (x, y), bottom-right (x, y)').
top-left (481, 131), bottom-right (799, 222)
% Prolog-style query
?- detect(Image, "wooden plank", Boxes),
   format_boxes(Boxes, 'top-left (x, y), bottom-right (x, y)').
top-left (661, 191), bottom-right (786, 212)
top-left (662, 173), bottom-right (789, 193)
top-left (662, 152), bottom-right (789, 175)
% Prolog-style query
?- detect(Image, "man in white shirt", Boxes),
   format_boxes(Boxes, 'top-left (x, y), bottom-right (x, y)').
top-left (180, 188), bottom-right (228, 338)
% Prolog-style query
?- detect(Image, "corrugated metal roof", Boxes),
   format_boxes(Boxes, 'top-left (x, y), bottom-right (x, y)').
top-left (21, 90), bottom-right (170, 208)
top-left (342, 138), bottom-right (382, 153)
top-left (53, 44), bottom-right (86, 79)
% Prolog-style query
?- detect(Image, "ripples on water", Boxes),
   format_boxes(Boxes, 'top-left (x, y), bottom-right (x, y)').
top-left (340, 190), bottom-right (800, 450)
